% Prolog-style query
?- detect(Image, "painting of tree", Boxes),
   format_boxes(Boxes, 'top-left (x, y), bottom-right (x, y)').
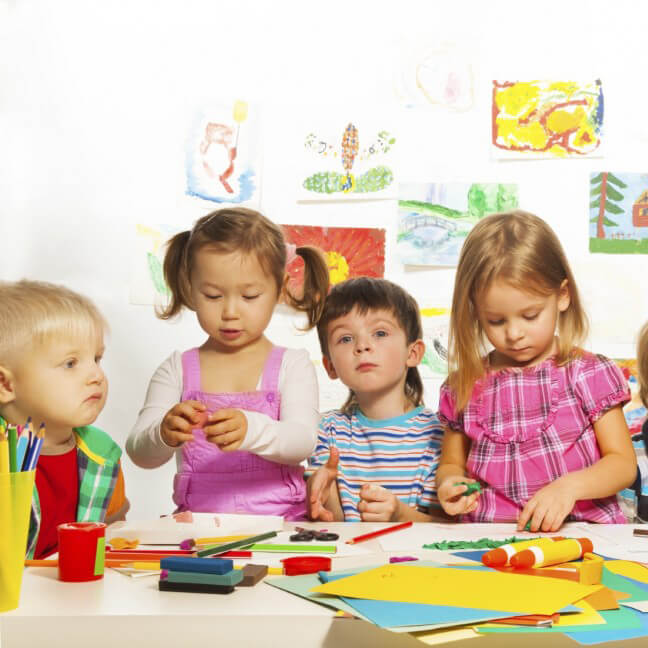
top-left (590, 172), bottom-right (626, 238)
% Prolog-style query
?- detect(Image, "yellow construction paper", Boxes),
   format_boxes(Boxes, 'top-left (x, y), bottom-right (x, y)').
top-left (604, 560), bottom-right (648, 584)
top-left (476, 599), bottom-right (603, 630)
top-left (311, 565), bottom-right (602, 615)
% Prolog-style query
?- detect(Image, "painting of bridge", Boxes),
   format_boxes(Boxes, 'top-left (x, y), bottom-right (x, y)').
top-left (397, 182), bottom-right (518, 266)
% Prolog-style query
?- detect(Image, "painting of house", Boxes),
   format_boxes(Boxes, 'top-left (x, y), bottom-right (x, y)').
top-left (633, 190), bottom-right (648, 228)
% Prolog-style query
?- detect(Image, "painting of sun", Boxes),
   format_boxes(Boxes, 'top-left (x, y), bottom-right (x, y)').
top-left (281, 225), bottom-right (385, 294)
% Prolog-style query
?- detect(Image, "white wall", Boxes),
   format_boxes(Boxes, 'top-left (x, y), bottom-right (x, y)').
top-left (2, 0), bottom-right (648, 518)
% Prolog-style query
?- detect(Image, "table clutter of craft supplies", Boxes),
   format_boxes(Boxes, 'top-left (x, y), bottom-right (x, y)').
top-left (4, 515), bottom-right (648, 648)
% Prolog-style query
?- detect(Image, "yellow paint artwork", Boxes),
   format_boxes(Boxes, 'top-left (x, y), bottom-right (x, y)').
top-left (492, 80), bottom-right (604, 159)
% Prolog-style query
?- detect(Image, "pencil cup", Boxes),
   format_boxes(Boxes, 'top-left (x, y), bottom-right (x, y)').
top-left (57, 522), bottom-right (106, 582)
top-left (0, 470), bottom-right (36, 612)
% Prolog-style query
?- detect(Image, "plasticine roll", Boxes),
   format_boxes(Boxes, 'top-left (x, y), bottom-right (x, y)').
top-left (509, 537), bottom-right (594, 569)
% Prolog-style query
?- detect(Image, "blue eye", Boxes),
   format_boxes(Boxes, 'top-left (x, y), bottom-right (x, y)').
top-left (374, 330), bottom-right (388, 337)
top-left (338, 335), bottom-right (353, 344)
top-left (64, 358), bottom-right (77, 369)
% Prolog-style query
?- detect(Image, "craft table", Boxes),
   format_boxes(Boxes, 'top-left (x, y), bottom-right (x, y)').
top-left (2, 522), bottom-right (648, 648)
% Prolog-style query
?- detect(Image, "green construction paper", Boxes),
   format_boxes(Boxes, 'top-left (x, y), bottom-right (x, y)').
top-left (423, 536), bottom-right (542, 551)
top-left (476, 606), bottom-right (641, 634)
top-left (94, 537), bottom-right (105, 575)
top-left (601, 567), bottom-right (648, 603)
top-left (247, 543), bottom-right (336, 553)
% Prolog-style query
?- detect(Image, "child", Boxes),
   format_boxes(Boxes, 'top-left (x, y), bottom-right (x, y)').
top-left (436, 210), bottom-right (637, 532)
top-left (307, 277), bottom-right (444, 522)
top-left (127, 207), bottom-right (329, 520)
top-left (0, 280), bottom-right (128, 558)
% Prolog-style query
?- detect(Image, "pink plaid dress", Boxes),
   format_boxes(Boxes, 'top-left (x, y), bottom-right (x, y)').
top-left (438, 352), bottom-right (630, 523)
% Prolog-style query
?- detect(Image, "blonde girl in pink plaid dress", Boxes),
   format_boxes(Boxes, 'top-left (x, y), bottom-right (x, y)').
top-left (435, 211), bottom-right (637, 532)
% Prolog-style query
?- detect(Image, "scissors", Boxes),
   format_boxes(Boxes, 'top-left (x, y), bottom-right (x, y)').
top-left (289, 527), bottom-right (339, 542)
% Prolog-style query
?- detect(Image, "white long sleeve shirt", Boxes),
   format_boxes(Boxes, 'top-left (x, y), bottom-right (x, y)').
top-left (126, 348), bottom-right (319, 471)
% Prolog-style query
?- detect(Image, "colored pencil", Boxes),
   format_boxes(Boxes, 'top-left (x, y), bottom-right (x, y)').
top-left (196, 530), bottom-right (279, 558)
top-left (7, 425), bottom-right (17, 472)
top-left (0, 430), bottom-right (9, 474)
top-left (24, 423), bottom-right (45, 471)
top-left (15, 428), bottom-right (29, 472)
top-left (25, 559), bottom-right (162, 569)
top-left (345, 520), bottom-right (413, 545)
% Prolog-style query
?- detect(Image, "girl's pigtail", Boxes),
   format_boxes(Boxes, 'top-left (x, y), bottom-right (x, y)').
top-left (158, 230), bottom-right (192, 319)
top-left (284, 246), bottom-right (330, 329)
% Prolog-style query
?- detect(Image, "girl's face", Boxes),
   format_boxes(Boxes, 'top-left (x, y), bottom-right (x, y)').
top-left (190, 247), bottom-right (280, 351)
top-left (323, 307), bottom-right (422, 404)
top-left (477, 278), bottom-right (570, 368)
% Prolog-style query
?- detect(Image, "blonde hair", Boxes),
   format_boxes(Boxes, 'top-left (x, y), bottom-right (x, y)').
top-left (637, 321), bottom-right (648, 408)
top-left (317, 277), bottom-right (424, 415)
top-left (160, 207), bottom-right (329, 329)
top-left (0, 280), bottom-right (107, 365)
top-left (448, 210), bottom-right (588, 412)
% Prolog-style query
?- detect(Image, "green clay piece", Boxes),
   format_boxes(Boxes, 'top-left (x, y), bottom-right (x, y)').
top-left (422, 536), bottom-right (542, 551)
top-left (455, 481), bottom-right (482, 495)
top-left (167, 569), bottom-right (243, 587)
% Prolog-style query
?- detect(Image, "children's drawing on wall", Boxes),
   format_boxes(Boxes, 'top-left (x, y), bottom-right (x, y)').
top-left (281, 225), bottom-right (385, 294)
top-left (589, 172), bottom-right (648, 254)
top-left (420, 308), bottom-right (450, 379)
top-left (397, 182), bottom-right (518, 266)
top-left (492, 80), bottom-right (603, 159)
top-left (186, 100), bottom-right (261, 206)
top-left (299, 119), bottom-right (396, 200)
top-left (130, 224), bottom-right (176, 306)
top-left (393, 40), bottom-right (474, 111)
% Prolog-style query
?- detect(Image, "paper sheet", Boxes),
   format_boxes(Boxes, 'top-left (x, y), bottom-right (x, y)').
top-left (312, 564), bottom-right (602, 615)
top-left (106, 513), bottom-right (284, 545)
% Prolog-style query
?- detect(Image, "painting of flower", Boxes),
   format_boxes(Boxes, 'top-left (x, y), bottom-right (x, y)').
top-left (281, 225), bottom-right (385, 294)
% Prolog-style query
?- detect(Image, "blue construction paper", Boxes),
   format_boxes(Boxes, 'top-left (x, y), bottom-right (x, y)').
top-left (566, 609), bottom-right (648, 645)
top-left (451, 549), bottom-right (487, 561)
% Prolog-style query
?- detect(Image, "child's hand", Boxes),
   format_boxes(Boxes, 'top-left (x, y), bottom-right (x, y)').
top-left (437, 477), bottom-right (480, 517)
top-left (307, 447), bottom-right (339, 521)
top-left (204, 408), bottom-right (247, 452)
top-left (358, 484), bottom-right (399, 522)
top-left (517, 477), bottom-right (576, 532)
top-left (160, 400), bottom-right (206, 447)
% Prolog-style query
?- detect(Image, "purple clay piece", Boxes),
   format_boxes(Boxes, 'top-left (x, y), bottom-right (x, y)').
top-left (389, 556), bottom-right (418, 563)
top-left (160, 569), bottom-right (169, 580)
top-left (179, 539), bottom-right (194, 550)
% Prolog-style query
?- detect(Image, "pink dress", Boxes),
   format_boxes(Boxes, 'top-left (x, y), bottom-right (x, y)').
top-left (172, 346), bottom-right (307, 520)
top-left (438, 352), bottom-right (630, 523)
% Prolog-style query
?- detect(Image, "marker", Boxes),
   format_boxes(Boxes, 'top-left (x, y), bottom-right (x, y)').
top-left (345, 520), bottom-right (413, 545)
top-left (481, 537), bottom-right (564, 567)
top-left (510, 538), bottom-right (594, 569)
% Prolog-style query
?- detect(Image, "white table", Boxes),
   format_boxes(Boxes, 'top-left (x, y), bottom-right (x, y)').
top-left (2, 522), bottom-right (648, 648)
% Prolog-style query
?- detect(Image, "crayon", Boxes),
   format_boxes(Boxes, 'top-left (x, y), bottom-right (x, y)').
top-left (0, 430), bottom-right (9, 474)
top-left (481, 537), bottom-right (564, 567)
top-left (510, 537), bottom-right (594, 569)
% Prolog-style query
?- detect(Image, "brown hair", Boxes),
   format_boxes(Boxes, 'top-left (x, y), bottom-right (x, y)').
top-left (159, 207), bottom-right (329, 329)
top-left (317, 277), bottom-right (424, 414)
top-left (448, 210), bottom-right (588, 412)
top-left (637, 321), bottom-right (648, 408)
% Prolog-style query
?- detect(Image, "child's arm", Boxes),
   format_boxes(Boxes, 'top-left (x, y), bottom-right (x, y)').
top-left (307, 447), bottom-right (344, 521)
top-left (517, 405), bottom-right (636, 532)
top-left (210, 349), bottom-right (319, 464)
top-left (435, 428), bottom-right (480, 516)
top-left (126, 353), bottom-right (194, 468)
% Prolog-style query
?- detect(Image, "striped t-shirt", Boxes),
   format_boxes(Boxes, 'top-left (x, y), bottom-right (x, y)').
top-left (309, 406), bottom-right (443, 521)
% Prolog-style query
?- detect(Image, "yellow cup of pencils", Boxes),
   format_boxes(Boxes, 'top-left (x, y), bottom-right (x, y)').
top-left (0, 470), bottom-right (36, 612)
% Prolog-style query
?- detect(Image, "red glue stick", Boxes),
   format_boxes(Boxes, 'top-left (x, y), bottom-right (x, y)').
top-left (510, 537), bottom-right (593, 569)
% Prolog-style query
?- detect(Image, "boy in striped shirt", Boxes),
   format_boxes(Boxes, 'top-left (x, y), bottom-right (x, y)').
top-left (307, 278), bottom-right (444, 522)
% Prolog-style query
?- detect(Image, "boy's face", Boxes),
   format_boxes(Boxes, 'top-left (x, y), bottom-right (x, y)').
top-left (5, 331), bottom-right (107, 440)
top-left (322, 307), bottom-right (421, 401)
